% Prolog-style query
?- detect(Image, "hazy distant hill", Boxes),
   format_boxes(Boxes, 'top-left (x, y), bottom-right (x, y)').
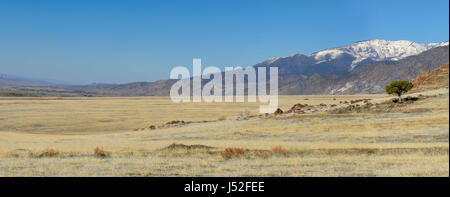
top-left (0, 73), bottom-right (56, 87)
top-left (67, 79), bottom-right (178, 96)
top-left (0, 74), bottom-right (92, 97)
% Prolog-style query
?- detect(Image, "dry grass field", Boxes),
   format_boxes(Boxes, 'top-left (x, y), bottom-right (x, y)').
top-left (0, 89), bottom-right (448, 176)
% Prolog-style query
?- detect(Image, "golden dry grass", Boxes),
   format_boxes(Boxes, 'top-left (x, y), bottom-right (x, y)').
top-left (0, 95), bottom-right (386, 134)
top-left (0, 90), bottom-right (448, 176)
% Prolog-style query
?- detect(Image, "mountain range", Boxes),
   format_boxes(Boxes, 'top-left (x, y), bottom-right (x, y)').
top-left (1, 39), bottom-right (449, 96)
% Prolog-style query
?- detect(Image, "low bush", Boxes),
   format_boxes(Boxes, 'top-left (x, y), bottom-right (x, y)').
top-left (31, 148), bottom-right (60, 158)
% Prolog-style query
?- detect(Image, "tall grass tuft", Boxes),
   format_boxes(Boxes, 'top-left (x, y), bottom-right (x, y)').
top-left (271, 146), bottom-right (291, 156)
top-left (93, 146), bottom-right (110, 158)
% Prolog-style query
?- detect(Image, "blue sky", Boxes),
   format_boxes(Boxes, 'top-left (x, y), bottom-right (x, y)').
top-left (0, 0), bottom-right (448, 84)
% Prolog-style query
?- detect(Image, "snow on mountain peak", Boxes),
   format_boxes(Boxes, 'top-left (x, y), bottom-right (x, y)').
top-left (310, 39), bottom-right (449, 70)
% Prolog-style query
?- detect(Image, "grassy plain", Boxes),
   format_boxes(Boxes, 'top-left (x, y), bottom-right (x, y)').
top-left (0, 90), bottom-right (448, 176)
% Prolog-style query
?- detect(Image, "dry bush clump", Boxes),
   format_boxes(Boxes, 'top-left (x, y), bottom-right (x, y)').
top-left (140, 170), bottom-right (152, 177)
top-left (271, 146), bottom-right (291, 156)
top-left (93, 146), bottom-right (110, 158)
top-left (237, 111), bottom-right (251, 120)
top-left (218, 115), bottom-right (226, 120)
top-left (66, 151), bottom-right (76, 157)
top-left (31, 148), bottom-right (60, 158)
top-left (221, 147), bottom-right (246, 159)
top-left (220, 146), bottom-right (292, 159)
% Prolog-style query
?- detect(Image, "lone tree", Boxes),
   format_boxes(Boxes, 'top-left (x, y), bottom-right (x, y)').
top-left (385, 80), bottom-right (413, 102)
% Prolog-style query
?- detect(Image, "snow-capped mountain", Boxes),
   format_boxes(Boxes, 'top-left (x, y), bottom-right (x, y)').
top-left (310, 39), bottom-right (449, 70)
top-left (251, 39), bottom-right (449, 95)
top-left (271, 43), bottom-right (449, 95)
top-left (254, 39), bottom-right (449, 77)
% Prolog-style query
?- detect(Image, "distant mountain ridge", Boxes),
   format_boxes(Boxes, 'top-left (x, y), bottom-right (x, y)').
top-left (1, 39), bottom-right (449, 96)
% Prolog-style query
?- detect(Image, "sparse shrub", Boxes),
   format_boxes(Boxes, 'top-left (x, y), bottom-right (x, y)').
top-left (237, 111), bottom-right (251, 120)
top-left (254, 150), bottom-right (273, 158)
top-left (367, 149), bottom-right (375, 154)
top-left (66, 151), bottom-right (75, 157)
top-left (221, 147), bottom-right (245, 159)
top-left (385, 80), bottom-right (414, 102)
top-left (271, 146), bottom-right (290, 156)
top-left (93, 146), bottom-right (110, 158)
top-left (140, 170), bottom-right (152, 177)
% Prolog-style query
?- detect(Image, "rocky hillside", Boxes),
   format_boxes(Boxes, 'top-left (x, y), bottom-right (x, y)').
top-left (410, 62), bottom-right (449, 93)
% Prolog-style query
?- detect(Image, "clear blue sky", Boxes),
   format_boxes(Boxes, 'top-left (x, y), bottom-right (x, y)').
top-left (1, 0), bottom-right (448, 84)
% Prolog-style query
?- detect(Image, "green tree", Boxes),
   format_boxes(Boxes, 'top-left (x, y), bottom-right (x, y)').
top-left (385, 80), bottom-right (414, 102)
